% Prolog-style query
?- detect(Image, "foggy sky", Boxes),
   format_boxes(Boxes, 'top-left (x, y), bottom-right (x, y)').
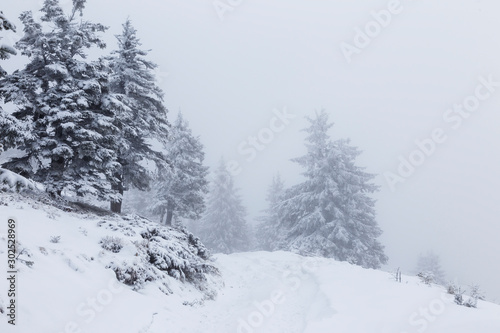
top-left (2, 0), bottom-right (500, 301)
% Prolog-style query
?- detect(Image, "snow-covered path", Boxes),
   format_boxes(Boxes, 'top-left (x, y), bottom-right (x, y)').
top-left (1, 196), bottom-right (500, 333)
top-left (150, 252), bottom-right (337, 333)
top-left (149, 252), bottom-right (500, 333)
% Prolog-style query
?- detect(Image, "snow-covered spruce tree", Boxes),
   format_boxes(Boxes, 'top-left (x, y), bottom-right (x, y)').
top-left (106, 19), bottom-right (170, 213)
top-left (198, 158), bottom-right (249, 254)
top-left (256, 173), bottom-right (284, 251)
top-left (0, 10), bottom-right (30, 151)
top-left (0, 10), bottom-right (17, 77)
top-left (415, 251), bottom-right (446, 285)
top-left (275, 110), bottom-right (387, 269)
top-left (148, 111), bottom-right (208, 225)
top-left (0, 1), bottom-right (120, 200)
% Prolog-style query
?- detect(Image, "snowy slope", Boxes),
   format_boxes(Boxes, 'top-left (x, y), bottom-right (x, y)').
top-left (154, 252), bottom-right (500, 333)
top-left (1, 194), bottom-right (500, 333)
top-left (0, 193), bottom-right (220, 333)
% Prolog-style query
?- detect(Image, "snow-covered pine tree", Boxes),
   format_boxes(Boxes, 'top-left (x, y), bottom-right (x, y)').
top-left (0, 10), bottom-right (17, 77)
top-left (0, 0), bottom-right (120, 200)
top-left (275, 110), bottom-right (388, 269)
top-left (149, 111), bottom-right (208, 226)
top-left (0, 10), bottom-right (30, 151)
top-left (198, 158), bottom-right (249, 254)
top-left (256, 173), bottom-right (284, 251)
top-left (415, 251), bottom-right (446, 285)
top-left (106, 19), bottom-right (170, 213)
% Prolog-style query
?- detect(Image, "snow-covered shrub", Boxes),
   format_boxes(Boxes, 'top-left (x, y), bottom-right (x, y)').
top-left (464, 296), bottom-right (477, 308)
top-left (15, 244), bottom-right (34, 268)
top-left (464, 285), bottom-right (485, 308)
top-left (140, 227), bottom-right (217, 286)
top-left (454, 286), bottom-right (465, 305)
top-left (78, 227), bottom-right (88, 236)
top-left (107, 259), bottom-right (152, 290)
top-left (415, 251), bottom-right (446, 285)
top-left (100, 218), bottom-right (218, 294)
top-left (447, 282), bottom-right (457, 295)
top-left (1, 190), bottom-right (219, 298)
top-left (39, 247), bottom-right (48, 256)
top-left (0, 168), bottom-right (35, 193)
top-left (417, 271), bottom-right (434, 285)
top-left (100, 236), bottom-right (124, 253)
top-left (469, 284), bottom-right (485, 301)
top-left (50, 236), bottom-right (61, 243)
top-left (448, 282), bottom-right (485, 308)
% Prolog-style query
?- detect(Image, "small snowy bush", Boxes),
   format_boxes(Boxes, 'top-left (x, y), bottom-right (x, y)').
top-left (0, 168), bottom-right (35, 193)
top-left (140, 227), bottom-right (217, 286)
top-left (16, 245), bottom-right (34, 268)
top-left (454, 286), bottom-right (465, 305)
top-left (50, 235), bottom-right (61, 243)
top-left (100, 236), bottom-right (124, 253)
top-left (464, 296), bottom-right (477, 308)
top-left (107, 259), bottom-right (152, 290)
top-left (417, 271), bottom-right (434, 285)
top-left (447, 282), bottom-right (457, 295)
top-left (102, 221), bottom-right (218, 294)
top-left (448, 282), bottom-right (485, 308)
top-left (464, 284), bottom-right (485, 308)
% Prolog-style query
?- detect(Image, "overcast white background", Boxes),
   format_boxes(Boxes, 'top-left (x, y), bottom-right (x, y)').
top-left (2, 0), bottom-right (500, 301)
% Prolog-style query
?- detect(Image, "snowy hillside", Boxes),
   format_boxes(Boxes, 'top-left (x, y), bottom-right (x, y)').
top-left (0, 193), bottom-right (220, 333)
top-left (1, 194), bottom-right (500, 333)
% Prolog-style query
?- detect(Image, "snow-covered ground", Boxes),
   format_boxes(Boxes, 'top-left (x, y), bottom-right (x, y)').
top-left (1, 193), bottom-right (499, 333)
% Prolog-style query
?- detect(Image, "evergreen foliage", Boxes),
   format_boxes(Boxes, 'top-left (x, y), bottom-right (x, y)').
top-left (0, 0), bottom-right (119, 200)
top-left (415, 251), bottom-right (446, 285)
top-left (149, 111), bottom-right (208, 225)
top-left (274, 110), bottom-right (387, 268)
top-left (256, 173), bottom-right (284, 251)
top-left (198, 158), bottom-right (249, 254)
top-left (106, 18), bottom-right (170, 213)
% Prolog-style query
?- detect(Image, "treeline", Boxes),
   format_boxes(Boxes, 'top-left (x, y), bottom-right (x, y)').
top-left (189, 111), bottom-right (388, 269)
top-left (1, 2), bottom-right (387, 269)
top-left (0, 2), bottom-right (207, 224)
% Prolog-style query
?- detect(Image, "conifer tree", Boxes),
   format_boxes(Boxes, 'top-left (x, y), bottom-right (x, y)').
top-left (0, 0), bottom-right (120, 200)
top-left (106, 18), bottom-right (170, 213)
top-left (415, 251), bottom-right (446, 284)
top-left (198, 158), bottom-right (249, 254)
top-left (0, 10), bottom-right (28, 151)
top-left (275, 110), bottom-right (388, 268)
top-left (149, 111), bottom-right (208, 225)
top-left (0, 10), bottom-right (16, 77)
top-left (256, 173), bottom-right (284, 251)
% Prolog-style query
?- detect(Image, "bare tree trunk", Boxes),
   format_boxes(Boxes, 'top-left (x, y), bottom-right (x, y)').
top-left (160, 207), bottom-right (167, 225)
top-left (164, 200), bottom-right (174, 226)
top-left (110, 180), bottom-right (124, 214)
